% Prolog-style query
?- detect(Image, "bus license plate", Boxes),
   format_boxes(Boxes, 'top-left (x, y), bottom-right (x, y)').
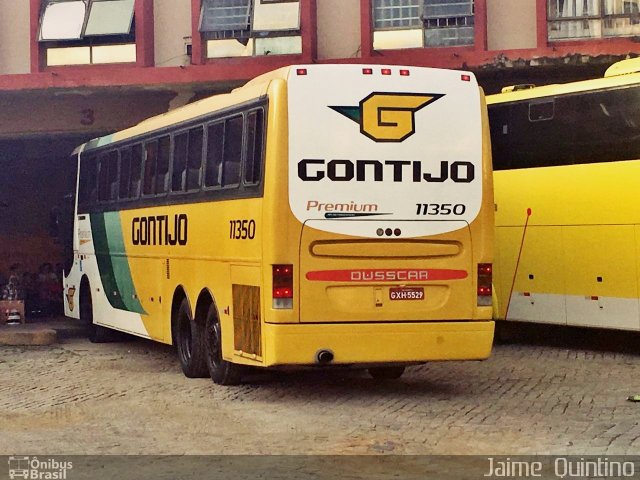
top-left (389, 287), bottom-right (424, 301)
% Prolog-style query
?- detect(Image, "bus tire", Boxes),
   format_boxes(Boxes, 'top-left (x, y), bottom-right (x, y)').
top-left (368, 366), bottom-right (405, 380)
top-left (204, 304), bottom-right (242, 385)
top-left (176, 298), bottom-right (208, 378)
top-left (80, 284), bottom-right (111, 343)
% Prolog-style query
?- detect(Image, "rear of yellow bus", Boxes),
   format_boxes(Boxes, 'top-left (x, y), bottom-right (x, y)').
top-left (261, 65), bottom-right (494, 374)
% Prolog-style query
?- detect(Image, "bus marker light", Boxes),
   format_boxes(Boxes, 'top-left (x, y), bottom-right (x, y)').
top-left (591, 296), bottom-right (599, 301)
top-left (381, 68), bottom-right (392, 75)
top-left (478, 264), bottom-right (492, 275)
top-left (296, 68), bottom-right (308, 76)
top-left (362, 68), bottom-right (373, 75)
top-left (461, 74), bottom-right (471, 82)
top-left (400, 69), bottom-right (410, 76)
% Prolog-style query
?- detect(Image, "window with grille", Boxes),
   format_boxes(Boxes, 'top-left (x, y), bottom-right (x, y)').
top-left (372, 0), bottom-right (475, 48)
top-left (200, 0), bottom-right (301, 57)
top-left (548, 0), bottom-right (640, 39)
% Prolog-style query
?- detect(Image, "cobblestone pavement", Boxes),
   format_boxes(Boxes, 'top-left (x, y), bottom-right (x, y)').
top-left (2, 328), bottom-right (640, 456)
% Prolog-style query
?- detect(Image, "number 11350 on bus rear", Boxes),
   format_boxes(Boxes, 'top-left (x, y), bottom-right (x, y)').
top-left (63, 64), bottom-right (495, 384)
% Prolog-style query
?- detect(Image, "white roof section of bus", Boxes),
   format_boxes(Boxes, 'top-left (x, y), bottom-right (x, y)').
top-left (488, 59), bottom-right (640, 106)
top-left (287, 64), bottom-right (484, 238)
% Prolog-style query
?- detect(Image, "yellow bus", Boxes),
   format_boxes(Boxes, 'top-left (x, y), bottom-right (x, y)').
top-left (63, 64), bottom-right (495, 384)
top-left (489, 58), bottom-right (640, 331)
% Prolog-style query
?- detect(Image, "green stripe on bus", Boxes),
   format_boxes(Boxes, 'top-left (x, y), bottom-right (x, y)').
top-left (91, 213), bottom-right (128, 311)
top-left (103, 212), bottom-right (146, 314)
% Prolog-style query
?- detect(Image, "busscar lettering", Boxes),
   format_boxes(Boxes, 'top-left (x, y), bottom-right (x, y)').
top-left (298, 159), bottom-right (475, 183)
top-left (350, 270), bottom-right (429, 281)
top-left (132, 214), bottom-right (188, 246)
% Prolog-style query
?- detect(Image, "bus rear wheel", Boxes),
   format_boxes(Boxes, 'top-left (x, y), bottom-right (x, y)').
top-left (204, 304), bottom-right (242, 385)
top-left (175, 298), bottom-right (208, 378)
top-left (368, 366), bottom-right (405, 380)
top-left (80, 283), bottom-right (111, 343)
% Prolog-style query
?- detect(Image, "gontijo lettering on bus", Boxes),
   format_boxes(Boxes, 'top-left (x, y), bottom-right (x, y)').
top-left (131, 214), bottom-right (188, 246)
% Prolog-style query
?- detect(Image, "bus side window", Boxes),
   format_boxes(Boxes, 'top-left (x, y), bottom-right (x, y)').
top-left (130, 144), bottom-right (142, 199)
top-left (98, 153), bottom-right (109, 203)
top-left (172, 132), bottom-right (189, 192)
top-left (157, 136), bottom-right (171, 195)
top-left (79, 155), bottom-right (97, 206)
top-left (107, 151), bottom-right (119, 201)
top-left (222, 115), bottom-right (243, 187)
top-left (529, 100), bottom-right (554, 122)
top-left (244, 109), bottom-right (264, 185)
top-left (187, 126), bottom-right (204, 191)
top-left (488, 104), bottom-right (514, 171)
top-left (143, 141), bottom-right (158, 196)
top-left (119, 147), bottom-right (132, 199)
top-left (98, 151), bottom-right (119, 203)
top-left (205, 121), bottom-right (224, 188)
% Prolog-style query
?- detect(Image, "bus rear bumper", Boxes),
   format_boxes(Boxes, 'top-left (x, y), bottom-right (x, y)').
top-left (262, 321), bottom-right (495, 367)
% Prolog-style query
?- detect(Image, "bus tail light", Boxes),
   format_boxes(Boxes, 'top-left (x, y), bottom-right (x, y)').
top-left (477, 263), bottom-right (492, 306)
top-left (273, 264), bottom-right (293, 309)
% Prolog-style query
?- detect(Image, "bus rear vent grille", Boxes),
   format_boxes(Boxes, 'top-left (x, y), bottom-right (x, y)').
top-left (232, 285), bottom-right (261, 357)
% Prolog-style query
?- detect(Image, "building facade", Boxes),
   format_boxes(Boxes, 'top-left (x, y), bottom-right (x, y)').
top-left (1, 0), bottom-right (639, 272)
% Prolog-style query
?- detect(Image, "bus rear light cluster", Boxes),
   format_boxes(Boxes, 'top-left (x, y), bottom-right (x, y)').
top-left (361, 67), bottom-right (411, 76)
top-left (477, 263), bottom-right (492, 306)
top-left (273, 264), bottom-right (293, 309)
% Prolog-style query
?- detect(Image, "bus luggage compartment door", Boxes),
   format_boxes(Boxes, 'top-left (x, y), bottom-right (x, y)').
top-left (298, 220), bottom-right (474, 323)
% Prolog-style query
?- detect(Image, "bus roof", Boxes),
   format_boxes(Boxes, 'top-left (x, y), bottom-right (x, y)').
top-left (76, 66), bottom-right (295, 155)
top-left (487, 58), bottom-right (640, 106)
top-left (77, 63), bottom-right (477, 154)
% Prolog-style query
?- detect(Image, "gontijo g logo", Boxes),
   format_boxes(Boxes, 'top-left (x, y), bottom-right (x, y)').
top-left (330, 92), bottom-right (444, 143)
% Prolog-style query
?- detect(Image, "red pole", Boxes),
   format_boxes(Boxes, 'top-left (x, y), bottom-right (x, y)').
top-left (504, 208), bottom-right (532, 320)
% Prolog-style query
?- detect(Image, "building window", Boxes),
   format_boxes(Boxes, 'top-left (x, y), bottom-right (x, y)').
top-left (199, 0), bottom-right (301, 58)
top-left (39, 0), bottom-right (136, 66)
top-left (373, 0), bottom-right (474, 50)
top-left (548, 0), bottom-right (640, 40)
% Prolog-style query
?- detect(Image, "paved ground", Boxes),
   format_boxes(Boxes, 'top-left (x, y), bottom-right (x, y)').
top-left (1, 322), bottom-right (640, 456)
